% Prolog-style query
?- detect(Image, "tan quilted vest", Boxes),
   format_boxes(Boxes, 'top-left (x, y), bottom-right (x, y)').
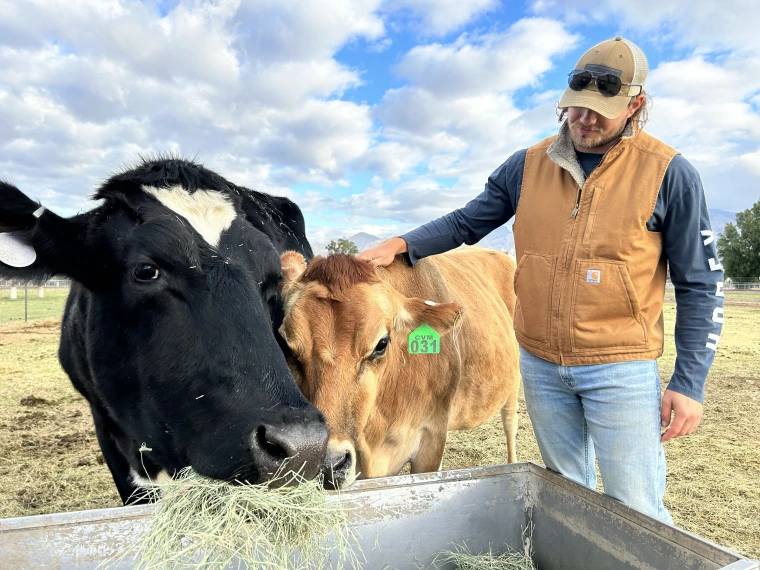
top-left (513, 122), bottom-right (678, 365)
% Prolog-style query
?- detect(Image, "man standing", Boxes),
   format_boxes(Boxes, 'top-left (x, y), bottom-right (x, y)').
top-left (358, 37), bottom-right (724, 524)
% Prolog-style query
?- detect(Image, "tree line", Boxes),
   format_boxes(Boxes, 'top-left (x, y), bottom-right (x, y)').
top-left (717, 198), bottom-right (760, 282)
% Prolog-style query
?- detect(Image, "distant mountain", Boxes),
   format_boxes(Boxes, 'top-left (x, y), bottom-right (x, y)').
top-left (476, 224), bottom-right (515, 256)
top-left (349, 232), bottom-right (385, 251)
top-left (709, 209), bottom-right (736, 236)
top-left (311, 227), bottom-right (516, 257)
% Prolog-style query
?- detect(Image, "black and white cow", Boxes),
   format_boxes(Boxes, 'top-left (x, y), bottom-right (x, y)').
top-left (0, 157), bottom-right (329, 504)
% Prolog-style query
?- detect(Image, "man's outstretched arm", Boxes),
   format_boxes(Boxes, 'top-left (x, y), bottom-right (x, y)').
top-left (359, 150), bottom-right (526, 267)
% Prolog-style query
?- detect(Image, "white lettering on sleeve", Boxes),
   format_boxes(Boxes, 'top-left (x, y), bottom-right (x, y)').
top-left (708, 258), bottom-right (723, 271)
top-left (716, 282), bottom-right (724, 297)
top-left (701, 230), bottom-right (714, 246)
top-left (712, 307), bottom-right (724, 324)
top-left (706, 333), bottom-right (720, 351)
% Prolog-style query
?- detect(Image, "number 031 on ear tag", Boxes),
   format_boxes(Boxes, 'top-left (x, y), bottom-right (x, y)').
top-left (408, 323), bottom-right (440, 354)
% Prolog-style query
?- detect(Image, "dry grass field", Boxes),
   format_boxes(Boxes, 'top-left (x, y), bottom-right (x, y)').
top-left (0, 290), bottom-right (758, 560)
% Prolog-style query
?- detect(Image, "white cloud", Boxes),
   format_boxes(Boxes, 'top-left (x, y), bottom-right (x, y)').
top-left (353, 142), bottom-right (425, 181)
top-left (394, 18), bottom-right (576, 97)
top-left (0, 0), bottom-right (385, 216)
top-left (234, 0), bottom-right (385, 62)
top-left (530, 0), bottom-right (760, 51)
top-left (645, 57), bottom-right (760, 165)
top-left (381, 0), bottom-right (498, 36)
top-left (355, 18), bottom-right (576, 219)
top-left (739, 150), bottom-right (760, 177)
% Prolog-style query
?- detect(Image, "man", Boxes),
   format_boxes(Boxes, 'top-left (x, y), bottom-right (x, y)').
top-left (358, 37), bottom-right (724, 524)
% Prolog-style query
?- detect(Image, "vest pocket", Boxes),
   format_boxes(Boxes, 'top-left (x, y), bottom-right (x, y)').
top-left (570, 259), bottom-right (648, 353)
top-left (513, 252), bottom-right (557, 348)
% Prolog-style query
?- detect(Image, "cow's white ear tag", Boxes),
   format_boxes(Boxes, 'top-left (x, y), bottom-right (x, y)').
top-left (0, 233), bottom-right (37, 268)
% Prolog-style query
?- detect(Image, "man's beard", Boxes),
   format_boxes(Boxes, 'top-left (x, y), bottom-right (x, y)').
top-left (569, 119), bottom-right (627, 150)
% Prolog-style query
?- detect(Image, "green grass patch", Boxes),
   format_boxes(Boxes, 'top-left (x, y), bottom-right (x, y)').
top-left (0, 288), bottom-right (69, 324)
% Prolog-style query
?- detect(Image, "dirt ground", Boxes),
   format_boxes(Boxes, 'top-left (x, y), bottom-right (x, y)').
top-left (0, 294), bottom-right (758, 560)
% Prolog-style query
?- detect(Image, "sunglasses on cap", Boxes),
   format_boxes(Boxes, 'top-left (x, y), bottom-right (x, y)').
top-left (567, 69), bottom-right (642, 98)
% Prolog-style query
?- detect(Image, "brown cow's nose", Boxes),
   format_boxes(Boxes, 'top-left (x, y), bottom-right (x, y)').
top-left (321, 443), bottom-right (355, 490)
top-left (250, 409), bottom-right (329, 482)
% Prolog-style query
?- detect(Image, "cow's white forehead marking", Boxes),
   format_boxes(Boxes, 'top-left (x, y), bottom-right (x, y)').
top-left (142, 185), bottom-right (236, 248)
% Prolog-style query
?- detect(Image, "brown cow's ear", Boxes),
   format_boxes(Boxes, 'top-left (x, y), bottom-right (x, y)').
top-left (281, 251), bottom-right (307, 283)
top-left (394, 297), bottom-right (463, 334)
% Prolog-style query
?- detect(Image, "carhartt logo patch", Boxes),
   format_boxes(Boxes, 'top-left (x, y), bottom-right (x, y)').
top-left (586, 269), bottom-right (601, 283)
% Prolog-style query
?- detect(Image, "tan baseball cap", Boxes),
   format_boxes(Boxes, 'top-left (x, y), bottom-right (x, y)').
top-left (558, 36), bottom-right (647, 119)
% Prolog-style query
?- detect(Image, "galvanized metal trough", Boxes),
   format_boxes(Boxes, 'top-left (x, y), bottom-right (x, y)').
top-left (1, 463), bottom-right (757, 569)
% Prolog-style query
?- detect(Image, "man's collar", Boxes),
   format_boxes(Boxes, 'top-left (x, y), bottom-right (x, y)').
top-left (546, 120), bottom-right (639, 187)
top-left (547, 121), bottom-right (586, 188)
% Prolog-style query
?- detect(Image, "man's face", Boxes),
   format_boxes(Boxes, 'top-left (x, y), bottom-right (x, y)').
top-left (567, 106), bottom-right (631, 153)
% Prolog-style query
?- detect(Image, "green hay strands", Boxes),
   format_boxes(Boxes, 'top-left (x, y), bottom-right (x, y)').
top-left (436, 543), bottom-right (536, 570)
top-left (109, 468), bottom-right (361, 570)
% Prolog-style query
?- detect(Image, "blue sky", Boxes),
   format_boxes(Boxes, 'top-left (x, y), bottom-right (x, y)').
top-left (1, 0), bottom-right (759, 250)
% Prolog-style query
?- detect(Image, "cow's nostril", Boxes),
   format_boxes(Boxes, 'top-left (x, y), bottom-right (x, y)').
top-left (331, 451), bottom-right (351, 472)
top-left (255, 425), bottom-right (292, 461)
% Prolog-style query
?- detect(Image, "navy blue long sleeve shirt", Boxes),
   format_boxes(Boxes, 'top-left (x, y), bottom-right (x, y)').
top-left (401, 149), bottom-right (724, 403)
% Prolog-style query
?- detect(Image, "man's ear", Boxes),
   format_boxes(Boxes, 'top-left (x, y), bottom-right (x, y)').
top-left (394, 297), bottom-right (463, 335)
top-left (0, 181), bottom-right (109, 286)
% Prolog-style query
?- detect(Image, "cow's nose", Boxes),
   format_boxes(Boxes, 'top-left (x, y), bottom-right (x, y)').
top-left (321, 441), bottom-right (356, 490)
top-left (250, 409), bottom-right (329, 482)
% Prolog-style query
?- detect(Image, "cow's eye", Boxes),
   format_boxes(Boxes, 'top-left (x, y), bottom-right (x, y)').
top-left (134, 263), bottom-right (160, 282)
top-left (371, 335), bottom-right (390, 359)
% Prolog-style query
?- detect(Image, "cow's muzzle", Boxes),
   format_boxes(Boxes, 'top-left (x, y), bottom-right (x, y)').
top-left (249, 407), bottom-right (329, 483)
top-left (320, 440), bottom-right (356, 490)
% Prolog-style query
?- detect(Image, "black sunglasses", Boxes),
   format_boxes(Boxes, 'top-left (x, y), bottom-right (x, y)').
top-left (567, 69), bottom-right (642, 98)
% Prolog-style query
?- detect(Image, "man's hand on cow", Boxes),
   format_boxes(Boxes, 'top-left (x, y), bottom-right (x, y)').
top-left (660, 389), bottom-right (703, 442)
top-left (356, 237), bottom-right (408, 268)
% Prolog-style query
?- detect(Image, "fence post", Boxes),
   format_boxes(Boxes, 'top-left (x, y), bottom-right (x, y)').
top-left (38, 286), bottom-right (44, 298)
top-left (10, 286), bottom-right (17, 300)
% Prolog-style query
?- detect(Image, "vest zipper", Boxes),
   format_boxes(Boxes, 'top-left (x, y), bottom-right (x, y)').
top-left (555, 182), bottom-right (584, 353)
top-left (571, 186), bottom-right (582, 217)
top-left (566, 185), bottom-right (583, 264)
top-left (572, 145), bottom-right (612, 217)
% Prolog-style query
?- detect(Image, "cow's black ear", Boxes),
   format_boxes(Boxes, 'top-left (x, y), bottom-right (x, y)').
top-left (0, 182), bottom-right (107, 286)
top-left (0, 181), bottom-right (44, 233)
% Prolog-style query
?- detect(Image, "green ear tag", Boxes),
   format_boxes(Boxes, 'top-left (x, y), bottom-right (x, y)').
top-left (408, 323), bottom-right (440, 354)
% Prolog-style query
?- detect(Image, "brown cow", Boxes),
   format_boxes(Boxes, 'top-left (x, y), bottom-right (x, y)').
top-left (278, 247), bottom-right (520, 489)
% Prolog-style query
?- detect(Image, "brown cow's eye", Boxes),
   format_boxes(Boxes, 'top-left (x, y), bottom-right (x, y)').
top-left (134, 263), bottom-right (160, 282)
top-left (371, 335), bottom-right (390, 359)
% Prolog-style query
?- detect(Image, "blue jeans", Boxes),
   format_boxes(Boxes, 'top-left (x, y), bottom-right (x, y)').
top-left (520, 348), bottom-right (673, 524)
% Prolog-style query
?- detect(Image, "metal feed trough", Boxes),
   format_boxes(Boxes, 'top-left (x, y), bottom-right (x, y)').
top-left (1, 463), bottom-right (757, 569)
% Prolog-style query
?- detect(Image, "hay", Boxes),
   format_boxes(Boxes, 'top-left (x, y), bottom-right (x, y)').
top-left (110, 468), bottom-right (361, 570)
top-left (436, 543), bottom-right (536, 570)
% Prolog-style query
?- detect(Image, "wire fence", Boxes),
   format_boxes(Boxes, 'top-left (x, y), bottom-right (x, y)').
top-left (666, 280), bottom-right (760, 291)
top-left (0, 279), bottom-right (71, 324)
top-left (2, 276), bottom-right (758, 325)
